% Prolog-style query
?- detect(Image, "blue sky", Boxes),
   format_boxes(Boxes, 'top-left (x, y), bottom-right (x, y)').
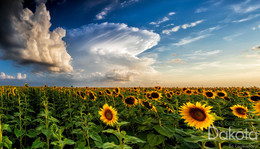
top-left (0, 0), bottom-right (260, 87)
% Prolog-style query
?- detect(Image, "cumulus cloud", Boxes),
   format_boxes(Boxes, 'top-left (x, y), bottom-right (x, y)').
top-left (0, 0), bottom-right (73, 73)
top-left (17, 73), bottom-right (27, 80)
top-left (182, 20), bottom-right (204, 29)
top-left (0, 72), bottom-right (15, 79)
top-left (67, 22), bottom-right (160, 84)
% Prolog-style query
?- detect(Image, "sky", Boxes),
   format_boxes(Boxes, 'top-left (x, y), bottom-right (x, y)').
top-left (0, 0), bottom-right (260, 87)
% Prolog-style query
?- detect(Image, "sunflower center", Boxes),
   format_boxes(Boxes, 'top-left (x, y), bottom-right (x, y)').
top-left (206, 92), bottom-right (213, 97)
top-left (89, 92), bottom-right (95, 100)
top-left (189, 108), bottom-right (206, 121)
top-left (186, 90), bottom-right (191, 94)
top-left (125, 97), bottom-right (135, 105)
top-left (236, 108), bottom-right (246, 115)
top-left (250, 96), bottom-right (260, 102)
top-left (217, 92), bottom-right (225, 97)
top-left (143, 101), bottom-right (152, 109)
top-left (105, 110), bottom-right (113, 120)
top-left (151, 92), bottom-right (159, 98)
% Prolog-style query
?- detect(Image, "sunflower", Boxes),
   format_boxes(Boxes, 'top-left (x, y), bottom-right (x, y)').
top-left (105, 89), bottom-right (112, 96)
top-left (203, 90), bottom-right (215, 99)
top-left (192, 90), bottom-right (198, 95)
top-left (248, 95), bottom-right (260, 102)
top-left (230, 105), bottom-right (248, 119)
top-left (80, 91), bottom-right (86, 99)
top-left (182, 87), bottom-right (188, 92)
top-left (150, 91), bottom-right (161, 100)
top-left (123, 96), bottom-right (137, 107)
top-left (179, 102), bottom-right (215, 130)
top-left (99, 104), bottom-right (118, 126)
top-left (12, 87), bottom-right (16, 96)
top-left (165, 92), bottom-right (172, 99)
top-left (216, 90), bottom-right (227, 98)
top-left (89, 91), bottom-right (96, 101)
top-left (185, 89), bottom-right (192, 95)
top-left (175, 91), bottom-right (181, 96)
top-left (116, 94), bottom-right (123, 100)
top-left (141, 100), bottom-right (157, 112)
top-left (154, 86), bottom-right (162, 91)
top-left (114, 87), bottom-right (120, 94)
top-left (253, 102), bottom-right (260, 116)
top-left (25, 83), bottom-right (29, 88)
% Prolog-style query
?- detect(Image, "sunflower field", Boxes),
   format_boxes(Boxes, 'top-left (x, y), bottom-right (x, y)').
top-left (0, 85), bottom-right (259, 149)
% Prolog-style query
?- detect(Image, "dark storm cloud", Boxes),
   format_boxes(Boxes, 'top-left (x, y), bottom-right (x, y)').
top-left (0, 0), bottom-right (73, 73)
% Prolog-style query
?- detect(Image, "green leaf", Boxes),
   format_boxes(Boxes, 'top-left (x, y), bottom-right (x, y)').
top-left (147, 134), bottom-right (165, 146)
top-left (103, 129), bottom-right (123, 140)
top-left (212, 113), bottom-right (224, 121)
top-left (3, 136), bottom-right (12, 149)
top-left (183, 135), bottom-right (209, 143)
top-left (14, 128), bottom-right (25, 138)
top-left (27, 129), bottom-right (40, 138)
top-left (153, 125), bottom-right (175, 138)
top-left (244, 119), bottom-right (260, 123)
top-left (102, 142), bottom-right (118, 149)
top-left (124, 135), bottom-right (146, 144)
top-left (31, 138), bottom-right (45, 149)
top-left (64, 138), bottom-right (75, 145)
top-left (117, 121), bottom-right (130, 126)
top-left (41, 129), bottom-right (52, 139)
top-left (2, 124), bottom-right (11, 132)
top-left (89, 131), bottom-right (102, 143)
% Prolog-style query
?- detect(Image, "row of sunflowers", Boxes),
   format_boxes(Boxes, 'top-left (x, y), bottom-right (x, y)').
top-left (0, 84), bottom-right (259, 148)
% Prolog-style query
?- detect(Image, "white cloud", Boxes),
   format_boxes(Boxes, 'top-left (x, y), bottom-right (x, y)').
top-left (173, 35), bottom-right (209, 46)
top-left (223, 33), bottom-right (242, 41)
top-left (198, 25), bottom-right (221, 34)
top-left (0, 2), bottom-right (73, 73)
top-left (231, 0), bottom-right (260, 14)
top-left (252, 24), bottom-right (260, 30)
top-left (162, 20), bottom-right (204, 35)
top-left (0, 72), bottom-right (15, 79)
top-left (232, 14), bottom-right (260, 23)
top-left (168, 12), bottom-right (176, 16)
top-left (150, 17), bottom-right (169, 26)
top-left (195, 7), bottom-right (208, 13)
top-left (182, 20), bottom-right (204, 29)
top-left (67, 23), bottom-right (160, 84)
top-left (168, 59), bottom-right (186, 64)
top-left (121, 0), bottom-right (139, 7)
top-left (162, 26), bottom-right (180, 35)
top-left (252, 45), bottom-right (260, 50)
top-left (184, 50), bottom-right (221, 60)
top-left (96, 6), bottom-right (112, 20)
top-left (17, 73), bottom-right (27, 79)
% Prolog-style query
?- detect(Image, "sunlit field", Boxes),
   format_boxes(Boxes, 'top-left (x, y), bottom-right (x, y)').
top-left (0, 85), bottom-right (259, 149)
